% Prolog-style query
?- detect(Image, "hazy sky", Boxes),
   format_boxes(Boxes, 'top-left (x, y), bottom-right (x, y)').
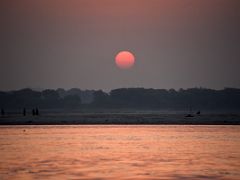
top-left (1, 0), bottom-right (240, 91)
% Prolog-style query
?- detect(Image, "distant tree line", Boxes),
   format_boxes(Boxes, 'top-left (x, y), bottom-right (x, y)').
top-left (0, 88), bottom-right (240, 110)
top-left (0, 89), bottom-right (82, 109)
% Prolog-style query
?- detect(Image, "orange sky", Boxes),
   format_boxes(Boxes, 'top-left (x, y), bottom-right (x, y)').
top-left (1, 0), bottom-right (240, 90)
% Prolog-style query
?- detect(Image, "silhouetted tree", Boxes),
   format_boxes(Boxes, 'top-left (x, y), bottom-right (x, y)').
top-left (42, 89), bottom-right (61, 108)
top-left (0, 88), bottom-right (240, 110)
top-left (63, 95), bottom-right (81, 108)
top-left (91, 90), bottom-right (110, 107)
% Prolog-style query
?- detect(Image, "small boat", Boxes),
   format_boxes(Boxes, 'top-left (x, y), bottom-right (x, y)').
top-left (185, 106), bottom-right (194, 117)
top-left (185, 114), bottom-right (194, 118)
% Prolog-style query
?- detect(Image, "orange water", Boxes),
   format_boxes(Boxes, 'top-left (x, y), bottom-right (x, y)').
top-left (0, 125), bottom-right (239, 180)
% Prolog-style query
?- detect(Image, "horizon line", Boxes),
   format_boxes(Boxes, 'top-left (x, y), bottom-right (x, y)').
top-left (1, 86), bottom-right (240, 92)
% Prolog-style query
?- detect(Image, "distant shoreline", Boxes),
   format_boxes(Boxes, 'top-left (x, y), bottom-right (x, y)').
top-left (1, 113), bottom-right (239, 125)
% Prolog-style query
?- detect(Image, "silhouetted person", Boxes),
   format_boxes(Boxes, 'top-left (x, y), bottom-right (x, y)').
top-left (196, 111), bottom-right (201, 115)
top-left (23, 108), bottom-right (26, 116)
top-left (35, 108), bottom-right (39, 116)
top-left (32, 109), bottom-right (36, 116)
top-left (1, 108), bottom-right (5, 117)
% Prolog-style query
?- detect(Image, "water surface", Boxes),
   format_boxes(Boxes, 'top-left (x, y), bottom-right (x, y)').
top-left (0, 125), bottom-right (239, 179)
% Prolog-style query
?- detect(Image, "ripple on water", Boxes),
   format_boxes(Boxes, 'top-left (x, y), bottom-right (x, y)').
top-left (0, 125), bottom-right (239, 179)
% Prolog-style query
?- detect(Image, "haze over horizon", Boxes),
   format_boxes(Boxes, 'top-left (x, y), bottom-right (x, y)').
top-left (1, 0), bottom-right (240, 91)
top-left (2, 86), bottom-right (240, 93)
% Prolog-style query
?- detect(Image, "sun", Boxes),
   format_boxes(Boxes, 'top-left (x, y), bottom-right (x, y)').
top-left (115, 51), bottom-right (135, 69)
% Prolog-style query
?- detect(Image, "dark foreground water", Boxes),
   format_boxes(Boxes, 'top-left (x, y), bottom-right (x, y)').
top-left (0, 125), bottom-right (239, 180)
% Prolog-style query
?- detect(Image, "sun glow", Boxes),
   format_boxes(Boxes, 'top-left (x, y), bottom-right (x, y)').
top-left (115, 51), bottom-right (135, 69)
